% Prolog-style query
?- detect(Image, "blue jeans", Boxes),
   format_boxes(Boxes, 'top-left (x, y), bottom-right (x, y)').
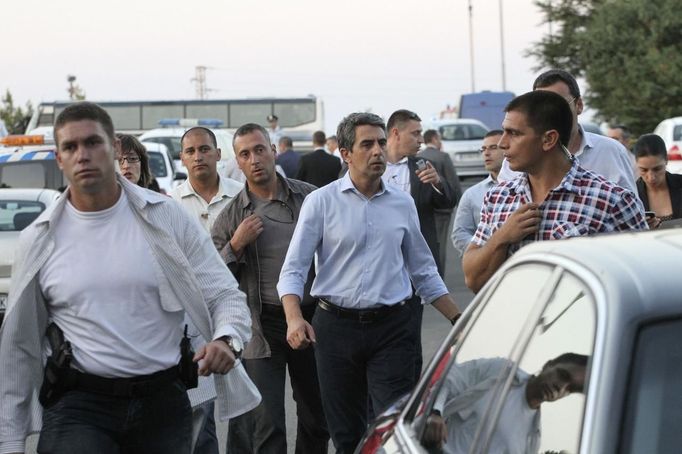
top-left (37, 378), bottom-right (192, 454)
top-left (313, 302), bottom-right (417, 454)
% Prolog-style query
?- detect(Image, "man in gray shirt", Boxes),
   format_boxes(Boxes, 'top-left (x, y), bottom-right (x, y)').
top-left (212, 123), bottom-right (328, 453)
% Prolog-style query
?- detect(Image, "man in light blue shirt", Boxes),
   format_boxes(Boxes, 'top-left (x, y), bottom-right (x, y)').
top-left (277, 112), bottom-right (461, 454)
top-left (452, 130), bottom-right (504, 255)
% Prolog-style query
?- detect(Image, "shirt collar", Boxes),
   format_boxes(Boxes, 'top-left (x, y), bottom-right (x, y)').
top-left (339, 171), bottom-right (390, 197)
top-left (386, 156), bottom-right (409, 166)
top-left (179, 174), bottom-right (242, 200)
top-left (507, 159), bottom-right (583, 197)
top-left (574, 124), bottom-right (592, 157)
top-left (237, 172), bottom-right (302, 208)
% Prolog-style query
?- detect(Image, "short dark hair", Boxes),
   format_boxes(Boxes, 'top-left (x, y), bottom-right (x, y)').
top-left (180, 127), bottom-right (217, 150)
top-left (116, 133), bottom-right (152, 189)
top-left (313, 130), bottom-right (326, 146)
top-left (386, 109), bottom-right (421, 132)
top-left (54, 102), bottom-right (115, 145)
top-left (542, 353), bottom-right (589, 392)
top-left (327, 135), bottom-right (337, 142)
top-left (505, 91), bottom-right (573, 148)
top-left (233, 123), bottom-right (271, 149)
top-left (610, 124), bottom-right (631, 140)
top-left (279, 136), bottom-right (293, 148)
top-left (633, 133), bottom-right (667, 161)
top-left (533, 69), bottom-right (581, 99)
top-left (485, 129), bottom-right (504, 138)
top-left (423, 129), bottom-right (440, 144)
top-left (336, 112), bottom-right (386, 151)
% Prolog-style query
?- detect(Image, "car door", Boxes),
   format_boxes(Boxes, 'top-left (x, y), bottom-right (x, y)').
top-left (397, 261), bottom-right (598, 454)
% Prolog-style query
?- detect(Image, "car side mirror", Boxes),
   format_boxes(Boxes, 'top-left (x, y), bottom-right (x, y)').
top-left (174, 172), bottom-right (187, 181)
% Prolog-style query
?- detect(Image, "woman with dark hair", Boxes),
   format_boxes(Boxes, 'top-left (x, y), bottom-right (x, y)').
top-left (634, 133), bottom-right (682, 228)
top-left (116, 134), bottom-right (161, 192)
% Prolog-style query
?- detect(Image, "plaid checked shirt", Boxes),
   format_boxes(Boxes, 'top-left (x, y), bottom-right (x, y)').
top-left (472, 160), bottom-right (647, 256)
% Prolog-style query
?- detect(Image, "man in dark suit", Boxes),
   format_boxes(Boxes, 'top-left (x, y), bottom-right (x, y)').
top-left (385, 109), bottom-right (459, 380)
top-left (296, 131), bottom-right (342, 188)
top-left (418, 129), bottom-right (463, 275)
top-left (275, 136), bottom-right (301, 178)
top-left (385, 111), bottom-right (459, 275)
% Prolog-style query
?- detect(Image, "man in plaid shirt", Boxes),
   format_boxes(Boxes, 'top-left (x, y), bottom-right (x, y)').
top-left (463, 91), bottom-right (647, 293)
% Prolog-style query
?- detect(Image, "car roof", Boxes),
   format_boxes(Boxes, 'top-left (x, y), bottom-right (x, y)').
top-left (426, 118), bottom-right (488, 127)
top-left (0, 188), bottom-right (62, 201)
top-left (509, 229), bottom-right (682, 319)
top-left (139, 127), bottom-right (234, 139)
top-left (0, 146), bottom-right (56, 162)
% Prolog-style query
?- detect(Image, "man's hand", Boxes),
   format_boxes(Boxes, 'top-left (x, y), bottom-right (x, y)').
top-left (193, 340), bottom-right (236, 376)
top-left (422, 412), bottom-right (447, 449)
top-left (497, 203), bottom-right (541, 244)
top-left (230, 214), bottom-right (264, 256)
top-left (416, 161), bottom-right (441, 186)
top-left (286, 315), bottom-right (316, 350)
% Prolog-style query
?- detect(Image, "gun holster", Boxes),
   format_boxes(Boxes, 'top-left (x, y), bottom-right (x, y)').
top-left (39, 323), bottom-right (75, 408)
top-left (178, 324), bottom-right (198, 390)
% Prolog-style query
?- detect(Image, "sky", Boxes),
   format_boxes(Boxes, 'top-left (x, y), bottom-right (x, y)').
top-left (3, 0), bottom-right (552, 132)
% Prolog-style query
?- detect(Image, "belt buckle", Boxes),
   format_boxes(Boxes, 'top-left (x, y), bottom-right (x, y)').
top-left (359, 310), bottom-right (376, 323)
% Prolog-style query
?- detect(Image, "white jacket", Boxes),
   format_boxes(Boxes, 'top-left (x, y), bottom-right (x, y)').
top-left (0, 176), bottom-right (260, 454)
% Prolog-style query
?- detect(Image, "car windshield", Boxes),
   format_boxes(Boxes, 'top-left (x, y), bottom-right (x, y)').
top-left (440, 124), bottom-right (488, 141)
top-left (148, 152), bottom-right (168, 178)
top-left (673, 125), bottom-right (682, 141)
top-left (0, 200), bottom-right (45, 231)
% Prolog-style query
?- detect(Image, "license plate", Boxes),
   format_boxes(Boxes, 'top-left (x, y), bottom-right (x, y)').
top-left (0, 293), bottom-right (7, 312)
top-left (455, 152), bottom-right (481, 162)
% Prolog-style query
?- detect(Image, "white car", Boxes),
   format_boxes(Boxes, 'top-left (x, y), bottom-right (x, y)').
top-left (0, 188), bottom-right (62, 325)
top-left (424, 119), bottom-right (490, 178)
top-left (139, 126), bottom-right (236, 178)
top-left (139, 142), bottom-right (185, 194)
top-left (653, 116), bottom-right (682, 174)
top-left (357, 228), bottom-right (682, 454)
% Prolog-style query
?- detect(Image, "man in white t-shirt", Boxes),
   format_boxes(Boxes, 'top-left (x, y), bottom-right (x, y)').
top-left (0, 102), bottom-right (259, 454)
top-left (422, 353), bottom-right (588, 453)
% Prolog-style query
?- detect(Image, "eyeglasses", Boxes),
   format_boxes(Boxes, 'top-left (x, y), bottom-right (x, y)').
top-left (117, 155), bottom-right (141, 165)
top-left (565, 96), bottom-right (578, 106)
top-left (480, 145), bottom-right (499, 152)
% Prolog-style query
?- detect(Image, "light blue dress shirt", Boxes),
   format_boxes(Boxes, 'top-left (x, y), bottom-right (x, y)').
top-left (277, 173), bottom-right (449, 309)
top-left (451, 175), bottom-right (497, 256)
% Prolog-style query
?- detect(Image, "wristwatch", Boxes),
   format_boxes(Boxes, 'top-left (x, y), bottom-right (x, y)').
top-left (218, 336), bottom-right (243, 360)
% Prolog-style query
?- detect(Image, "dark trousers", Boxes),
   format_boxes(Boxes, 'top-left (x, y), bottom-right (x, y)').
top-left (434, 211), bottom-right (452, 278)
top-left (37, 378), bottom-right (192, 454)
top-left (313, 302), bottom-right (417, 454)
top-left (228, 304), bottom-right (328, 454)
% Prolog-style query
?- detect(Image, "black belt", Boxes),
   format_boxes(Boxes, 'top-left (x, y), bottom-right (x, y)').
top-left (317, 298), bottom-right (406, 323)
top-left (68, 366), bottom-right (180, 398)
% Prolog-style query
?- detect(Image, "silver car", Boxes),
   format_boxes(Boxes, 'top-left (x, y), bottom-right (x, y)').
top-left (0, 188), bottom-right (62, 325)
top-left (357, 229), bottom-right (682, 454)
top-left (425, 119), bottom-right (489, 178)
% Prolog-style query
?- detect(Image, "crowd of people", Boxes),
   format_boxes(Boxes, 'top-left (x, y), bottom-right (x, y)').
top-left (0, 67), bottom-right (670, 454)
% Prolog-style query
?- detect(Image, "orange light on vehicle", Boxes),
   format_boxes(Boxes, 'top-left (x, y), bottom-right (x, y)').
top-left (0, 135), bottom-right (45, 146)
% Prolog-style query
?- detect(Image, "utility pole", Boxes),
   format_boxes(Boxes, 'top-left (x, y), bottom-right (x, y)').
top-left (499, 0), bottom-right (507, 91)
top-left (468, 0), bottom-right (476, 92)
top-left (66, 75), bottom-right (86, 101)
top-left (191, 66), bottom-right (210, 100)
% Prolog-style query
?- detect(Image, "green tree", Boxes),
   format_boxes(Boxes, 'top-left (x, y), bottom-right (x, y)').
top-left (0, 90), bottom-right (33, 135)
top-left (527, 0), bottom-right (682, 135)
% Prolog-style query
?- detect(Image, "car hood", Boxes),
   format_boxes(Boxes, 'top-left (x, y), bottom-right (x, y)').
top-left (0, 232), bottom-right (19, 278)
top-left (442, 140), bottom-right (482, 152)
